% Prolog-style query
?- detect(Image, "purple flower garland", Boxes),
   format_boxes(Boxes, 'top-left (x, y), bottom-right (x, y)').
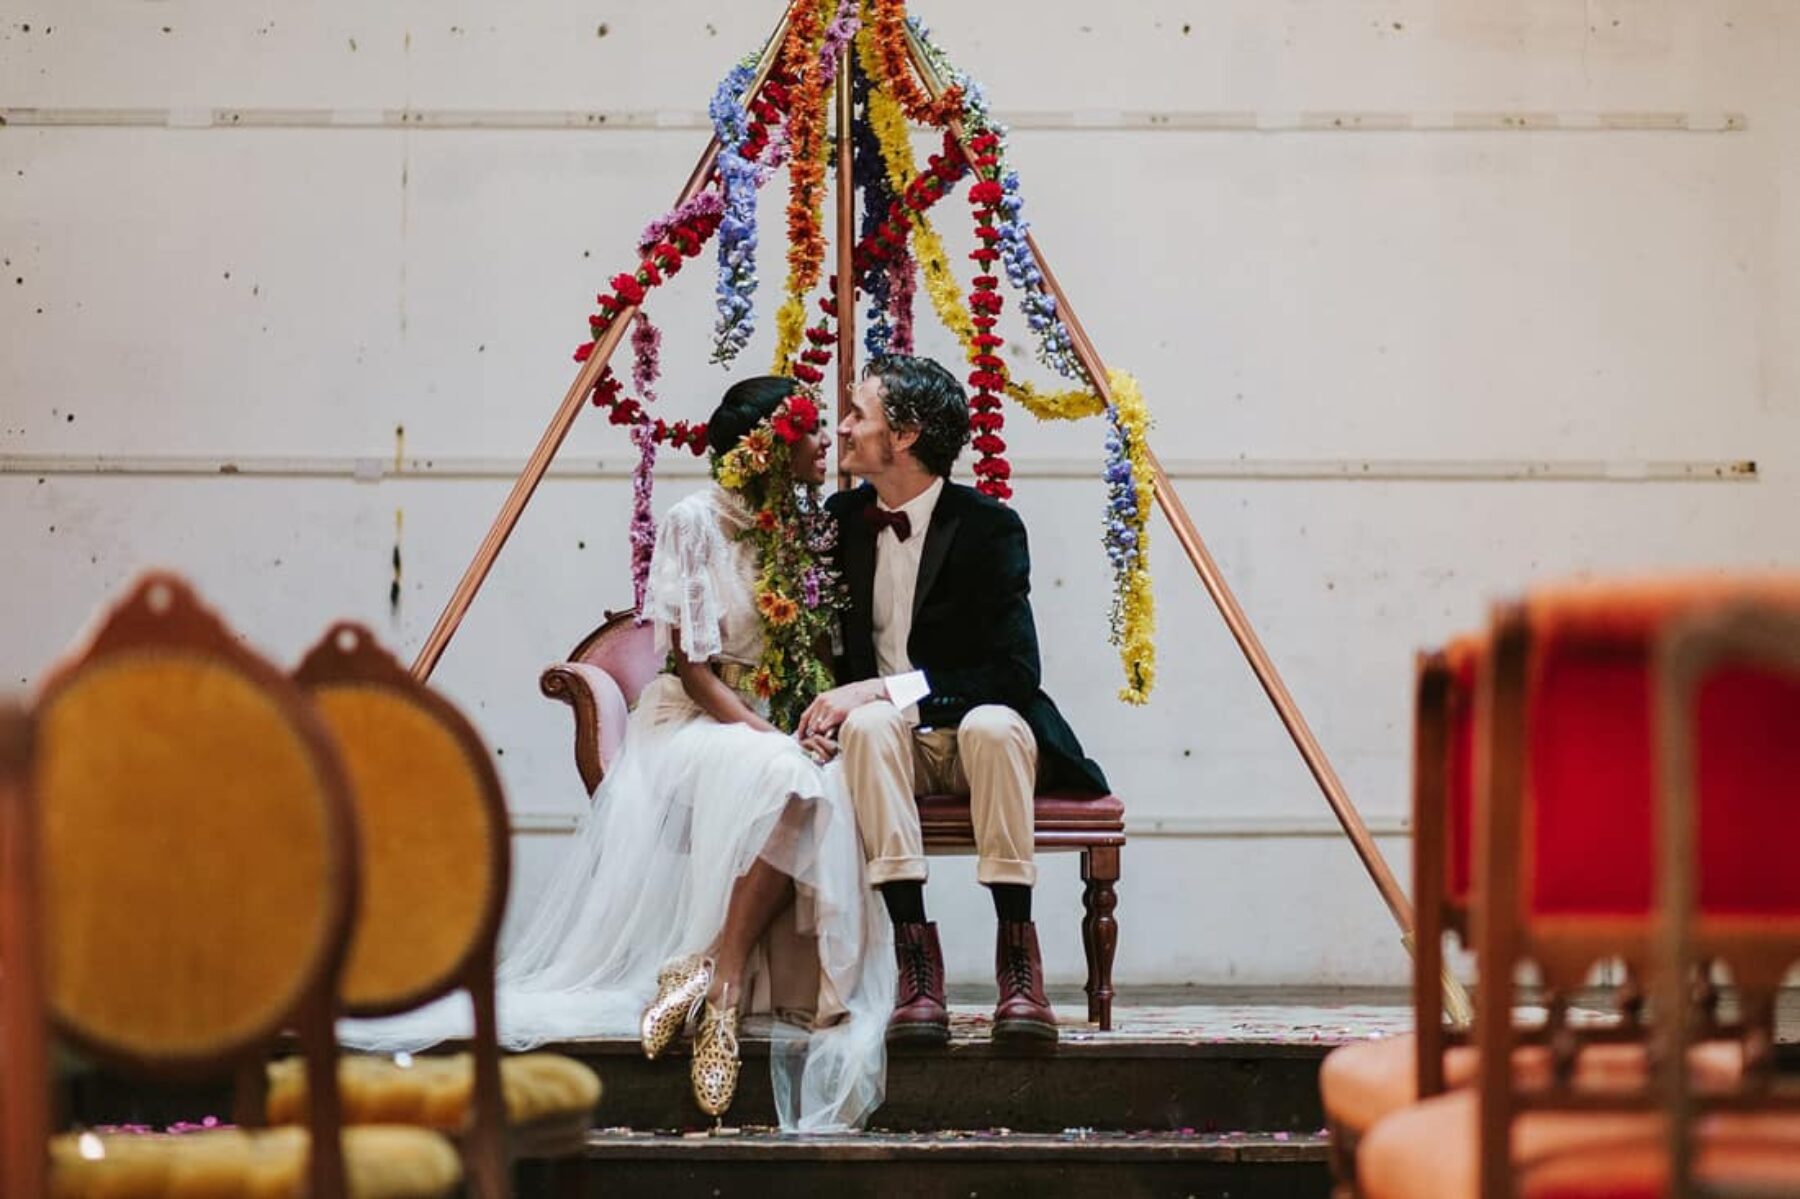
top-left (627, 311), bottom-right (662, 611)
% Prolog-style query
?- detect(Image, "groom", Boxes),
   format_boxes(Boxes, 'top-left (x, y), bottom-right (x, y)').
top-left (797, 354), bottom-right (1109, 1048)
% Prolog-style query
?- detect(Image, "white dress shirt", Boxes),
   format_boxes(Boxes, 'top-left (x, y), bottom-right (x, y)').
top-left (871, 476), bottom-right (942, 720)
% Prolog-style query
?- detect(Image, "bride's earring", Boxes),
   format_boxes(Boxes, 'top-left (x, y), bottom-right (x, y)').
top-left (691, 983), bottom-right (741, 1120)
top-left (640, 954), bottom-right (714, 1060)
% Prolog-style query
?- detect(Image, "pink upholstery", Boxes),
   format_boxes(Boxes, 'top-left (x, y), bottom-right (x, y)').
top-left (558, 663), bottom-right (631, 776)
top-left (575, 619), bottom-right (661, 707)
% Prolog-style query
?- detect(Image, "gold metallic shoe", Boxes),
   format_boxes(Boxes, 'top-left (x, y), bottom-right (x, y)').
top-left (690, 992), bottom-right (741, 1119)
top-left (640, 954), bottom-right (713, 1060)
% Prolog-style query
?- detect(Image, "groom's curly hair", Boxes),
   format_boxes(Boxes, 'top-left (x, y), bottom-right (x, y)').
top-left (864, 356), bottom-right (969, 479)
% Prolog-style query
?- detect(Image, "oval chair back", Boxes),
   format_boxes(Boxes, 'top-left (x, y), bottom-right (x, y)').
top-left (293, 622), bottom-right (513, 1197)
top-left (30, 573), bottom-right (359, 1198)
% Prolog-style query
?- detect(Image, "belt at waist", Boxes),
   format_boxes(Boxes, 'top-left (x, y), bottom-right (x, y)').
top-left (710, 660), bottom-right (760, 696)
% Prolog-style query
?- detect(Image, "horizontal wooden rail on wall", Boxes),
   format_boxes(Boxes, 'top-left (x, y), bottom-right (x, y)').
top-left (0, 454), bottom-right (1760, 484)
top-left (506, 810), bottom-right (1413, 839)
top-left (0, 107), bottom-right (1748, 134)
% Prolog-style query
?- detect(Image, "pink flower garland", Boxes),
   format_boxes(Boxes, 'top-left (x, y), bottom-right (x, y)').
top-left (627, 313), bottom-right (662, 611)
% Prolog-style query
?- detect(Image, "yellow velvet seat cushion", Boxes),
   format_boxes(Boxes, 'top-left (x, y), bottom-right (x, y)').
top-left (48, 1125), bottom-right (461, 1199)
top-left (267, 1053), bottom-right (601, 1132)
top-left (1321, 1034), bottom-right (1745, 1136)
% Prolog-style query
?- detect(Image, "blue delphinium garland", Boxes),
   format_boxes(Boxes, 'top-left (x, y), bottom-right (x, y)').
top-left (710, 61), bottom-right (766, 365)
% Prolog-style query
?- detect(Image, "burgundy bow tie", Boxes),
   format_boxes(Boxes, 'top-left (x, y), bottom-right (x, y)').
top-left (863, 505), bottom-right (913, 542)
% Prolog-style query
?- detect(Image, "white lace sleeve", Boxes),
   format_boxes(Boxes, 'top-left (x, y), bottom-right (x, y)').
top-left (644, 497), bottom-right (726, 664)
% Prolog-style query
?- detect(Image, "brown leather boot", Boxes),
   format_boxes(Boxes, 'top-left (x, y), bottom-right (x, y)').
top-left (888, 921), bottom-right (950, 1047)
top-left (992, 920), bottom-right (1058, 1046)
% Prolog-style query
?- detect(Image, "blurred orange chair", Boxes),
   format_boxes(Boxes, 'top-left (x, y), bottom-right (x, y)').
top-left (1360, 577), bottom-right (1800, 1199)
top-left (1321, 637), bottom-right (1483, 1190)
top-left (1, 702), bottom-right (48, 1199)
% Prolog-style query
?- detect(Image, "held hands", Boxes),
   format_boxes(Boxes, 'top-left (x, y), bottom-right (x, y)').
top-left (796, 678), bottom-right (889, 741)
top-left (797, 732), bottom-right (839, 764)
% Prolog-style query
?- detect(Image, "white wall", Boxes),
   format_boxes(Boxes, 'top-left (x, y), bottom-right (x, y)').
top-left (4, 1), bottom-right (1796, 987)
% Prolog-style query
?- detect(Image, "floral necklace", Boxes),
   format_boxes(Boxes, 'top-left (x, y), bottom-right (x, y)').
top-left (712, 393), bottom-right (846, 731)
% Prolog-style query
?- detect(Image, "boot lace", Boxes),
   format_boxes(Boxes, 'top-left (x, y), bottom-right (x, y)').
top-left (1001, 942), bottom-right (1036, 996)
top-left (901, 939), bottom-right (936, 997)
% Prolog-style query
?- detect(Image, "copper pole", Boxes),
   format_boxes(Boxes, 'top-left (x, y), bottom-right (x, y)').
top-left (411, 8), bottom-right (794, 680)
top-left (834, 46), bottom-right (857, 492)
top-left (900, 30), bottom-right (1460, 997)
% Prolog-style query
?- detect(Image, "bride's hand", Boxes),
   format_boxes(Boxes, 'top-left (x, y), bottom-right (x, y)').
top-left (796, 679), bottom-right (888, 739)
top-left (798, 731), bottom-right (839, 764)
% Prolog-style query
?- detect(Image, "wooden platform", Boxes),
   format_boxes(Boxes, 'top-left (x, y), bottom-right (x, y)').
top-left (62, 987), bottom-right (1800, 1197)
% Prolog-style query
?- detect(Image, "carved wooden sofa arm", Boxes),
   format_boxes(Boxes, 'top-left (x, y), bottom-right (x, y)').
top-left (538, 662), bottom-right (629, 798)
top-left (540, 608), bottom-right (662, 798)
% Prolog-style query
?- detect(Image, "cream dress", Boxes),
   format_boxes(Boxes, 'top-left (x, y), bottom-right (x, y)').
top-left (342, 485), bottom-right (894, 1133)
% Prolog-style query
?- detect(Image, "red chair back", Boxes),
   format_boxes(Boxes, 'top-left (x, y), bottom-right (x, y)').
top-left (1475, 575), bottom-right (1800, 1198)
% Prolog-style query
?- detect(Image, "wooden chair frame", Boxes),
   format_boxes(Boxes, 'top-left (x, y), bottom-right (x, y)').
top-left (30, 573), bottom-right (361, 1197)
top-left (298, 621), bottom-right (572, 1199)
top-left (1474, 586), bottom-right (1800, 1198)
top-left (1656, 603), bottom-right (1800, 1198)
top-left (542, 609), bottom-right (1127, 1029)
top-left (0, 704), bottom-right (48, 1199)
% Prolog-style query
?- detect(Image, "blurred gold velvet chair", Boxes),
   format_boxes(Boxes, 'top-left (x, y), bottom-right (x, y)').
top-left (267, 623), bottom-right (599, 1198)
top-left (23, 574), bottom-right (462, 1198)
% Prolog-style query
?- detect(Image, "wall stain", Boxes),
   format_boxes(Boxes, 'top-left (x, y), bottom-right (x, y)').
top-left (391, 508), bottom-right (404, 614)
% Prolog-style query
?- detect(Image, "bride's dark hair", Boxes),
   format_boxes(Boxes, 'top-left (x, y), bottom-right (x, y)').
top-left (706, 376), bottom-right (802, 456)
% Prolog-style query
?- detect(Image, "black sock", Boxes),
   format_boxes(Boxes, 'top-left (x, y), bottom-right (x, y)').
top-left (989, 883), bottom-right (1032, 924)
top-left (881, 881), bottom-right (927, 925)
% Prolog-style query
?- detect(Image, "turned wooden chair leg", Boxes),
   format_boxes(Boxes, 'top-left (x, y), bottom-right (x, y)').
top-left (1080, 845), bottom-right (1120, 1031)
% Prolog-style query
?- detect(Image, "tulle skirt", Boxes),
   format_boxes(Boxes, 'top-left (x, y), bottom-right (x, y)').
top-left (339, 674), bottom-right (895, 1133)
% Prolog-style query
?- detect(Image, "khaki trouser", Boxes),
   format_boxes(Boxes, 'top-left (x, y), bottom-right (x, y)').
top-left (838, 702), bottom-right (1039, 888)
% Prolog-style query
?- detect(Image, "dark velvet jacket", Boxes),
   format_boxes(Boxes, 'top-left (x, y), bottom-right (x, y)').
top-left (826, 480), bottom-right (1109, 794)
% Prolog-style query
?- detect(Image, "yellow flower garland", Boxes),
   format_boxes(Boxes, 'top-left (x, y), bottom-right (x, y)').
top-left (857, 17), bottom-right (1157, 701)
top-left (1103, 369), bottom-right (1157, 704)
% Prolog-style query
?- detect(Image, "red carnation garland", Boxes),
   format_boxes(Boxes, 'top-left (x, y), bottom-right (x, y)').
top-left (572, 67), bottom-right (798, 454)
top-left (963, 132), bottom-right (1012, 499)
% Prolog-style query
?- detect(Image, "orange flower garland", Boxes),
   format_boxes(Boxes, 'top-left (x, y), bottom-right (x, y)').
top-left (868, 0), bottom-right (962, 128)
top-left (772, 0), bottom-right (833, 371)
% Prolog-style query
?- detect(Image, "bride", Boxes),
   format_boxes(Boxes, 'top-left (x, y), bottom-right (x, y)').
top-left (345, 376), bottom-right (894, 1133)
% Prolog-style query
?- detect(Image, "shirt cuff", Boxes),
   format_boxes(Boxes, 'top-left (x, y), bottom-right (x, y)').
top-left (882, 670), bottom-right (931, 711)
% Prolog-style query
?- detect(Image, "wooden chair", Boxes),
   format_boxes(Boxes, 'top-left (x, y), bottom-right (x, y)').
top-left (1648, 601), bottom-right (1800, 1199)
top-left (267, 622), bottom-right (601, 1197)
top-left (541, 608), bottom-right (1128, 1029)
top-left (1359, 577), bottom-right (1800, 1199)
top-left (1321, 637), bottom-right (1483, 1192)
top-left (1, 702), bottom-right (48, 1199)
top-left (25, 573), bottom-right (462, 1197)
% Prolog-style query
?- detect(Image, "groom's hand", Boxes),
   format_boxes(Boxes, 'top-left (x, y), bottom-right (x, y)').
top-left (798, 732), bottom-right (840, 764)
top-left (797, 679), bottom-right (889, 739)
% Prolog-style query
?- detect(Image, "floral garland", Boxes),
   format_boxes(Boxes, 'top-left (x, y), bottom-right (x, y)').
top-left (851, 59), bottom-right (906, 360)
top-left (868, 0), bottom-right (962, 127)
top-left (770, 0), bottom-right (837, 373)
top-left (1101, 371), bottom-right (1156, 704)
top-left (709, 63), bottom-right (793, 365)
top-left (560, 5), bottom-right (1158, 702)
top-left (711, 393), bottom-right (846, 729)
top-left (965, 143), bottom-right (1012, 499)
top-left (627, 313), bottom-right (663, 609)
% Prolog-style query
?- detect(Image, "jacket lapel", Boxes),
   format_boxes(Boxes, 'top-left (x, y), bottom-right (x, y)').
top-left (843, 492), bottom-right (877, 633)
top-left (912, 484), bottom-right (962, 620)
